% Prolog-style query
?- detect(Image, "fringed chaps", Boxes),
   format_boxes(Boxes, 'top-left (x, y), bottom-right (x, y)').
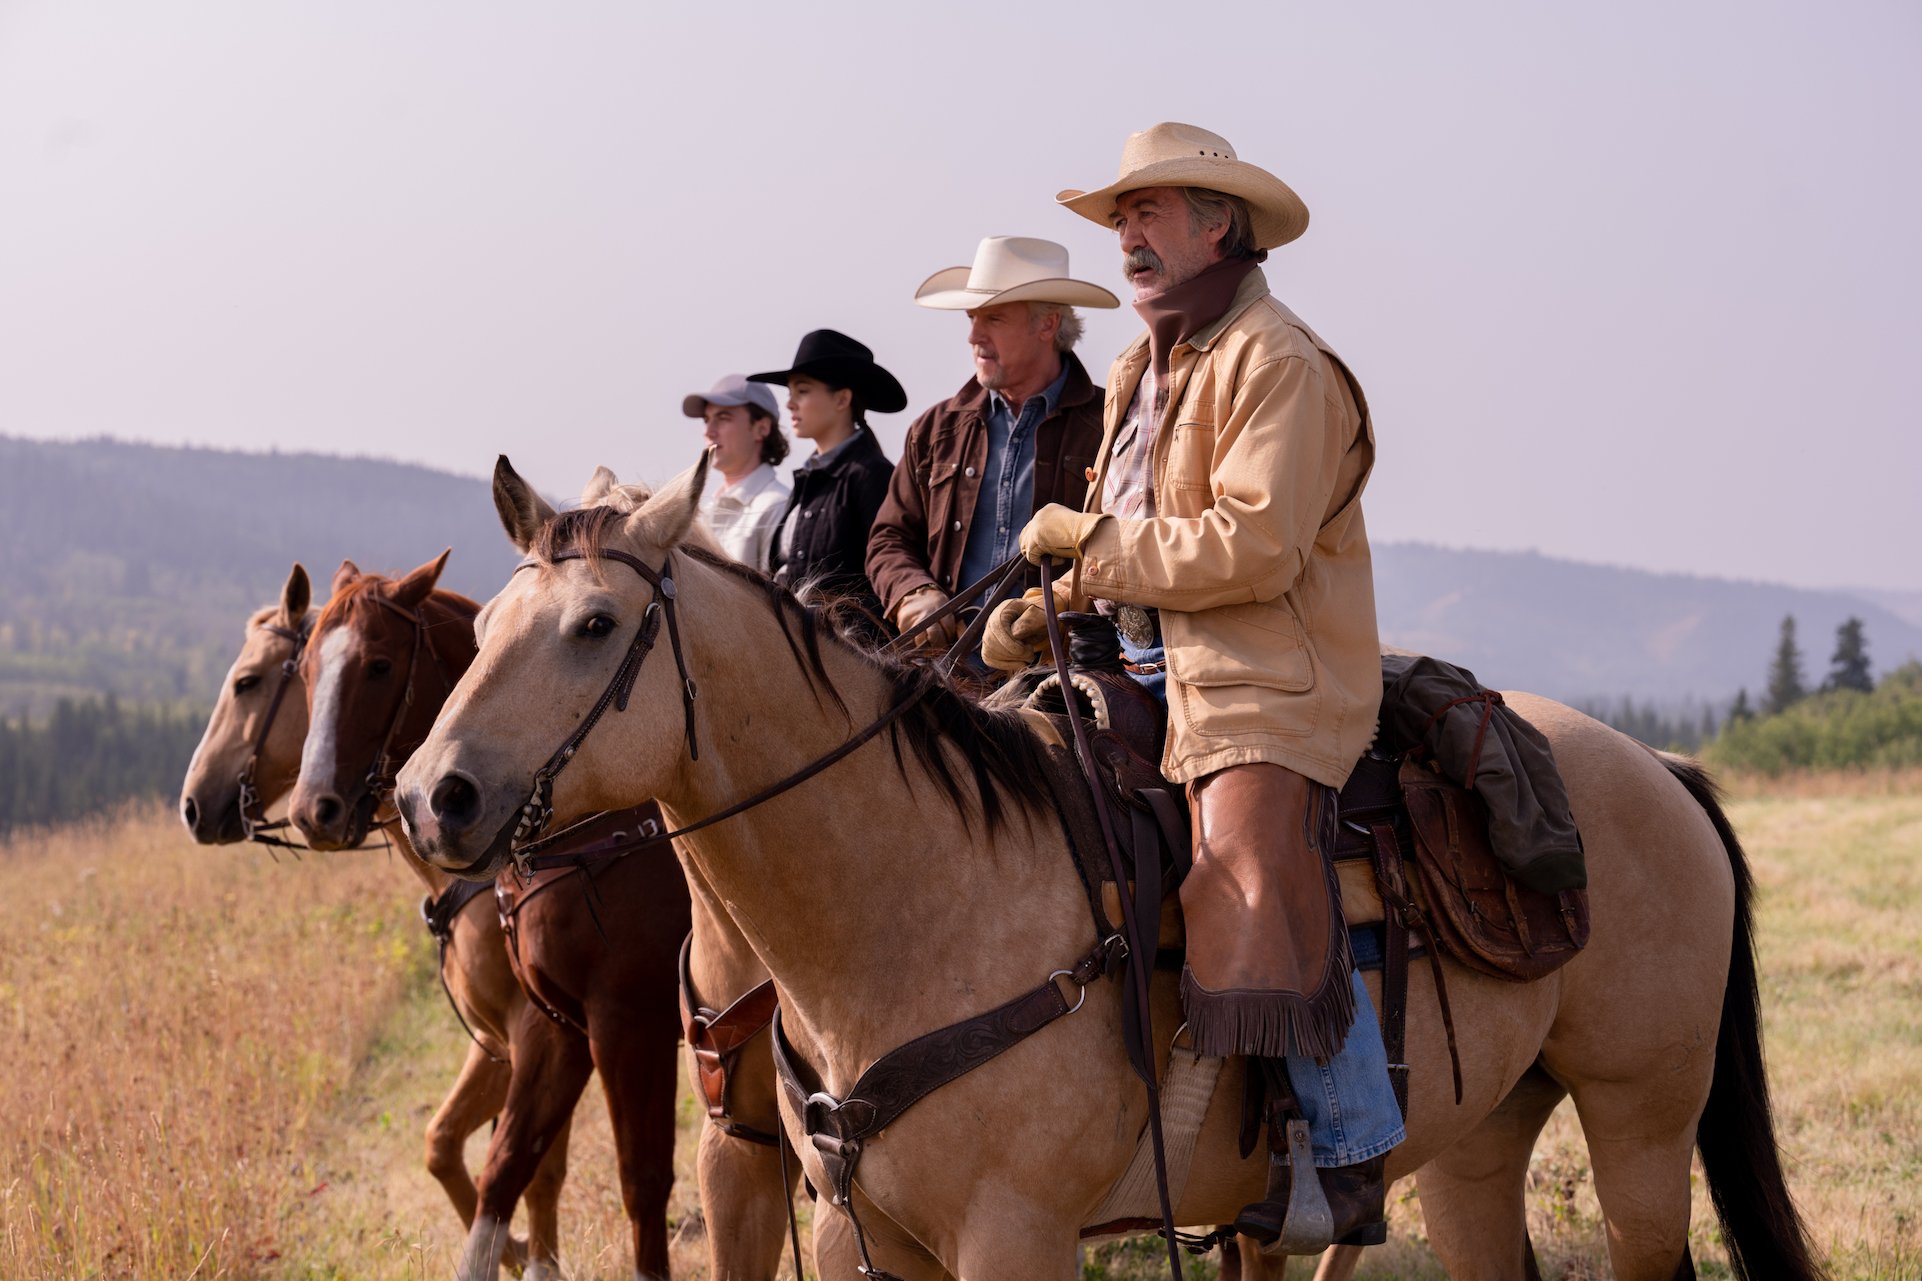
top-left (1179, 763), bottom-right (1356, 1060)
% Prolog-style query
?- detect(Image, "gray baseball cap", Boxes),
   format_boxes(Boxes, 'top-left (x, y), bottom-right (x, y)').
top-left (682, 373), bottom-right (781, 421)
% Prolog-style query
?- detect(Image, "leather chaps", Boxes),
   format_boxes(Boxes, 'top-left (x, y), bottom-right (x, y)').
top-left (1179, 762), bottom-right (1356, 1060)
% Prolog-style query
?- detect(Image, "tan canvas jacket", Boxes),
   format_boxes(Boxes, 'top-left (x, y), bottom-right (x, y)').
top-left (1077, 268), bottom-right (1381, 788)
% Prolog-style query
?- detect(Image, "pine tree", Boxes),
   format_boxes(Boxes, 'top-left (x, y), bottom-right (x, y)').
top-left (1763, 615), bottom-right (1806, 715)
top-left (1729, 687), bottom-right (1753, 723)
top-left (1699, 704), bottom-right (1718, 744)
top-left (1825, 617), bottom-right (1874, 694)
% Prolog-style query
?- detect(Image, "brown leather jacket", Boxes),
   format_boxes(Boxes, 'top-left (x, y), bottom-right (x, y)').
top-left (867, 353), bottom-right (1104, 618)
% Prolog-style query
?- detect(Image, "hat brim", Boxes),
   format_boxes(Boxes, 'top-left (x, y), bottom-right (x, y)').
top-left (1057, 156), bottom-right (1310, 251)
top-left (913, 267), bottom-right (1119, 312)
top-left (748, 358), bottom-right (908, 415)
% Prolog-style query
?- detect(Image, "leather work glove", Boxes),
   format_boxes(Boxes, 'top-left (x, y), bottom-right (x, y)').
top-left (1019, 504), bottom-right (1109, 566)
top-left (892, 585), bottom-right (961, 649)
top-left (981, 588), bottom-right (1056, 672)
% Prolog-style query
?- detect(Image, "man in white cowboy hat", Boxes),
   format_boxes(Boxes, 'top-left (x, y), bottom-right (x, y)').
top-left (866, 236), bottom-right (1116, 645)
top-left (984, 123), bottom-right (1401, 1251)
top-left (682, 373), bottom-right (791, 572)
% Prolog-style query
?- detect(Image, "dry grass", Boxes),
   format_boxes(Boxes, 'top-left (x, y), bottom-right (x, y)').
top-left (0, 802), bottom-right (425, 1279)
top-left (3, 776), bottom-right (1918, 1279)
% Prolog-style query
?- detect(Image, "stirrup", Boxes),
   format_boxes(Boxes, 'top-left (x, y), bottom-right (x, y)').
top-left (1231, 1117), bottom-right (1334, 1256)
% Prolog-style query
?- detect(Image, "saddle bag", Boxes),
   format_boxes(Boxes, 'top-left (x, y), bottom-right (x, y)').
top-left (1399, 760), bottom-right (1589, 982)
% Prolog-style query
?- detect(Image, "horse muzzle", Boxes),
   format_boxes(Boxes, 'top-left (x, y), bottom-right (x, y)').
top-left (399, 769), bottom-right (517, 882)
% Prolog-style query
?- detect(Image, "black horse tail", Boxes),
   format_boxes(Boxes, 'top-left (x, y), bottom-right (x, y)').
top-left (1661, 753), bottom-right (1826, 1281)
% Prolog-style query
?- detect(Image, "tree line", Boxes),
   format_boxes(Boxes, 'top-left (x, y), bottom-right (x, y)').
top-left (1708, 615), bottom-right (1922, 773)
top-left (0, 696), bottom-right (205, 835)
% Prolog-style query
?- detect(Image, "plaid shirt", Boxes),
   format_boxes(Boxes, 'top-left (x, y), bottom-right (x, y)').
top-left (1101, 367), bottom-right (1161, 521)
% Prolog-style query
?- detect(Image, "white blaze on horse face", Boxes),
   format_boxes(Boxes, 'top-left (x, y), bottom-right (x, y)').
top-left (298, 628), bottom-right (355, 793)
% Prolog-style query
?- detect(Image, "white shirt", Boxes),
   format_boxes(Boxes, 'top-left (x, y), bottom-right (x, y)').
top-left (699, 463), bottom-right (790, 573)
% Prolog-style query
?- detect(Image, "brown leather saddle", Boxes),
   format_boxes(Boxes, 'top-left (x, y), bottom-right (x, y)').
top-left (1021, 650), bottom-right (1592, 1107)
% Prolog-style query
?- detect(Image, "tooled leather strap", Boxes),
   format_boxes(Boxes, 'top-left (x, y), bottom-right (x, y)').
top-left (677, 935), bottom-right (781, 1146)
top-left (770, 941), bottom-right (1108, 1281)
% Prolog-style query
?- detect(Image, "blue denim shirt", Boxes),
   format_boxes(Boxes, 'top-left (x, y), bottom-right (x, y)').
top-left (955, 363), bottom-right (1071, 600)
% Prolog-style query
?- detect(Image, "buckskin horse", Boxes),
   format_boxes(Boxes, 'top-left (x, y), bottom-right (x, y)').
top-left (178, 563), bottom-right (571, 1276)
top-left (286, 542), bottom-right (800, 1281)
top-left (399, 456), bottom-right (1820, 1281)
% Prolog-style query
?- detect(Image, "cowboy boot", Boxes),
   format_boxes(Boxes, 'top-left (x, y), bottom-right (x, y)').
top-left (1232, 1062), bottom-right (1387, 1253)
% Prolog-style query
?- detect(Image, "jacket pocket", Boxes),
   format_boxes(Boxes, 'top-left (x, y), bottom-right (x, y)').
top-left (1164, 420), bottom-right (1216, 497)
top-left (1167, 599), bottom-right (1314, 692)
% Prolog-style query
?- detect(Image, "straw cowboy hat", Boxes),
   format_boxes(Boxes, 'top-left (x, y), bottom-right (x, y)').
top-left (1057, 122), bottom-right (1311, 251)
top-left (913, 236), bottom-right (1119, 311)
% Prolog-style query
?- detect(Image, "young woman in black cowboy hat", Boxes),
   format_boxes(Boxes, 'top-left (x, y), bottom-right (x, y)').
top-left (750, 329), bottom-right (907, 635)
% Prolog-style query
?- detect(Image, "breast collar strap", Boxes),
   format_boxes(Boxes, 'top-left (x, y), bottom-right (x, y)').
top-left (508, 547), bottom-right (699, 850)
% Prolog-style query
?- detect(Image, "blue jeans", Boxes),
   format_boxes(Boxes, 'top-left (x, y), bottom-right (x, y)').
top-left (1119, 632), bottom-right (1406, 1167)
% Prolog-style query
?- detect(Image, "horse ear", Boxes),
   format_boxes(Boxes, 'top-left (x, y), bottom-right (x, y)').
top-left (624, 451), bottom-right (710, 550)
top-left (391, 549), bottom-right (451, 608)
top-left (580, 465), bottom-right (620, 508)
top-left (279, 563), bottom-right (311, 627)
top-left (331, 559), bottom-right (361, 598)
top-left (494, 456), bottom-right (557, 553)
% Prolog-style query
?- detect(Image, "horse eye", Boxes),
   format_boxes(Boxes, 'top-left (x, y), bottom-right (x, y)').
top-left (234, 674), bottom-right (261, 694)
top-left (367, 658), bottom-right (394, 679)
top-left (579, 614), bottom-right (617, 639)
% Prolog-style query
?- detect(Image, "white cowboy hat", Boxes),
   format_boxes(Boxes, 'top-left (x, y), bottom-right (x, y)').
top-left (1056, 122), bottom-right (1311, 251)
top-left (913, 236), bottom-right (1119, 311)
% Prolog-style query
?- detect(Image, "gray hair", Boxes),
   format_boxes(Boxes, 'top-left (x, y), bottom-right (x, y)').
top-left (1179, 187), bottom-right (1265, 262)
top-left (1029, 302), bottom-right (1083, 352)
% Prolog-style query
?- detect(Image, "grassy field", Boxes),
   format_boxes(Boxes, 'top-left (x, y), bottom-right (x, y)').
top-left (1, 778), bottom-right (1917, 1279)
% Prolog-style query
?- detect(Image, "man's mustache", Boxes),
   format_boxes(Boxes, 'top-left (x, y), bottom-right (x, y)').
top-left (1123, 248), bottom-right (1163, 280)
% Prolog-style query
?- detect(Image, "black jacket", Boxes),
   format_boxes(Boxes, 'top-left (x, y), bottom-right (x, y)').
top-left (769, 427), bottom-right (895, 628)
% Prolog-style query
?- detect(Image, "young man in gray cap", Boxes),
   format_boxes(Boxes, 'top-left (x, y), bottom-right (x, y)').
top-left (867, 236), bottom-right (1115, 645)
top-left (683, 373), bottom-right (790, 573)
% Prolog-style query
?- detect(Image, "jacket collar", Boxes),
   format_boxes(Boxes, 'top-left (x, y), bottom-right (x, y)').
top-left (1113, 266), bottom-right (1273, 367)
top-left (947, 350), bottom-right (1100, 418)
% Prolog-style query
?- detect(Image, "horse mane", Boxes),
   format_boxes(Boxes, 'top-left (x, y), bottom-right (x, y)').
top-left (311, 571), bottom-right (481, 639)
top-left (246, 604), bottom-right (313, 637)
top-left (530, 507), bottom-right (1054, 836)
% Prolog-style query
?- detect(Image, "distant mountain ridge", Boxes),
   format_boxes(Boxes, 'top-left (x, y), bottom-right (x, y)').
top-left (2, 435), bottom-right (1915, 715)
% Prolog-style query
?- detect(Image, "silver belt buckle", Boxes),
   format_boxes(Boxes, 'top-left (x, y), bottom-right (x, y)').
top-left (1115, 604), bottom-right (1155, 649)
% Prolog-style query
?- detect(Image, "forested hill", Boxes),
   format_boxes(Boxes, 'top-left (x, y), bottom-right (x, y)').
top-left (0, 435), bottom-right (518, 715)
top-left (2, 435), bottom-right (1918, 716)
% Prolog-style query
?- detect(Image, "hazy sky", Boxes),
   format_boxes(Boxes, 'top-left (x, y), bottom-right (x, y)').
top-left (3, 1), bottom-right (1917, 590)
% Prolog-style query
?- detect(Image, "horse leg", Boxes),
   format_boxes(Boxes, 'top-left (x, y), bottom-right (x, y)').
top-left (1229, 1242), bottom-right (1364, 1280)
top-left (520, 1113), bottom-right (572, 1281)
top-left (810, 1192), bottom-right (955, 1281)
top-left (458, 1006), bottom-right (594, 1281)
top-left (1567, 1078), bottom-right (1701, 1281)
top-left (696, 1121), bottom-right (793, 1279)
top-left (590, 1019), bottom-right (680, 1281)
top-left (423, 1041), bottom-right (511, 1235)
top-left (1417, 1062), bottom-right (1567, 1279)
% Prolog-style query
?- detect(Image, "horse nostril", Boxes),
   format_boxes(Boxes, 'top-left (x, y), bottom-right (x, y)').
top-left (312, 794), bottom-right (343, 831)
top-left (429, 773), bottom-right (482, 830)
top-left (181, 797), bottom-right (200, 832)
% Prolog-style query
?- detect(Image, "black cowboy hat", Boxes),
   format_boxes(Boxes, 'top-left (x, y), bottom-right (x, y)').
top-left (748, 329), bottom-right (908, 415)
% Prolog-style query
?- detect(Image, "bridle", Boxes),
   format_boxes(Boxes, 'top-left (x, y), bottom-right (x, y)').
top-left (461, 545), bottom-right (1026, 882)
top-left (236, 619), bottom-right (312, 851)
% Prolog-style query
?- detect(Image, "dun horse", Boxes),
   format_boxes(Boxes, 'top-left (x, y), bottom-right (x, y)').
top-left (178, 564), bottom-right (570, 1276)
top-left (285, 537), bottom-right (795, 1281)
top-left (400, 457), bottom-right (1819, 1281)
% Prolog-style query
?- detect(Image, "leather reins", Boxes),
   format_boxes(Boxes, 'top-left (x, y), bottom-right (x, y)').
top-left (237, 619), bottom-right (313, 852)
top-left (485, 549), bottom-right (1030, 880)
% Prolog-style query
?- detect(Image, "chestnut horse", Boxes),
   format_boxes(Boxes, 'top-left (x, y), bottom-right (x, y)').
top-left (285, 547), bottom-right (703, 1281)
top-left (178, 563), bottom-right (571, 1277)
top-left (400, 457), bottom-right (1820, 1281)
